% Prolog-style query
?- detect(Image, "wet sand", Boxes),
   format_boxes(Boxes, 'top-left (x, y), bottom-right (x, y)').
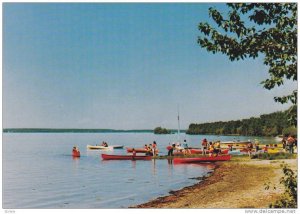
top-left (133, 158), bottom-right (297, 208)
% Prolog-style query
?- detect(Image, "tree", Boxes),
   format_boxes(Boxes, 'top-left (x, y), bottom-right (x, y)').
top-left (198, 3), bottom-right (297, 126)
top-left (154, 127), bottom-right (171, 134)
top-left (186, 110), bottom-right (292, 136)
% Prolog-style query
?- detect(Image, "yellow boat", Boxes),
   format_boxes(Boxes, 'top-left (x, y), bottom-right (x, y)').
top-left (221, 142), bottom-right (284, 150)
top-left (220, 141), bottom-right (249, 149)
top-left (266, 147), bottom-right (285, 154)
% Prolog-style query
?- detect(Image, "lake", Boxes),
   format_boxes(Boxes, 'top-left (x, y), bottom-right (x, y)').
top-left (2, 132), bottom-right (278, 208)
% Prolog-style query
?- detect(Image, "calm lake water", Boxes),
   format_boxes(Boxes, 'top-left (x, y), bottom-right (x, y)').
top-left (3, 132), bottom-right (278, 208)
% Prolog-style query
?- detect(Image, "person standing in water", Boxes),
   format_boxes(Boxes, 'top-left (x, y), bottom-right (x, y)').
top-left (152, 141), bottom-right (157, 156)
top-left (202, 138), bottom-right (208, 155)
top-left (168, 143), bottom-right (175, 156)
top-left (183, 139), bottom-right (191, 155)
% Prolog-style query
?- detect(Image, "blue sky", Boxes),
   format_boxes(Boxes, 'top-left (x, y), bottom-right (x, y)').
top-left (3, 3), bottom-right (296, 129)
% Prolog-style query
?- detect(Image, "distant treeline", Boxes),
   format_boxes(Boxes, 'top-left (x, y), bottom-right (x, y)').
top-left (3, 128), bottom-right (186, 134)
top-left (3, 128), bottom-right (154, 133)
top-left (186, 110), bottom-right (297, 137)
top-left (154, 127), bottom-right (171, 134)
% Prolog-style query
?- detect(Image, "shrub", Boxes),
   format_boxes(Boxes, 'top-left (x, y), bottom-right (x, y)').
top-left (270, 164), bottom-right (297, 208)
top-left (251, 153), bottom-right (295, 160)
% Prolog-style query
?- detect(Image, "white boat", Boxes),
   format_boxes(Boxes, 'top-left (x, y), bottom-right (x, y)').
top-left (86, 145), bottom-right (113, 150)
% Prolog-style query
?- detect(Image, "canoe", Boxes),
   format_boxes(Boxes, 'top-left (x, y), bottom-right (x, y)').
top-left (173, 155), bottom-right (231, 163)
top-left (87, 145), bottom-right (113, 150)
top-left (221, 142), bottom-right (283, 149)
top-left (190, 149), bottom-right (229, 155)
top-left (72, 150), bottom-right (80, 157)
top-left (220, 141), bottom-right (250, 149)
top-left (126, 148), bottom-right (159, 153)
top-left (101, 154), bottom-right (152, 160)
top-left (126, 148), bottom-right (147, 153)
top-left (264, 144), bottom-right (283, 148)
top-left (267, 148), bottom-right (284, 154)
top-left (111, 145), bottom-right (124, 149)
top-left (221, 141), bottom-right (249, 145)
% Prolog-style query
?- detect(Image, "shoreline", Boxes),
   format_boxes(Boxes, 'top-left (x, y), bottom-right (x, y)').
top-left (132, 157), bottom-right (297, 208)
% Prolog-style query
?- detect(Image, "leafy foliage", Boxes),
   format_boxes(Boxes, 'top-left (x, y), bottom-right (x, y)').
top-left (270, 164), bottom-right (297, 208)
top-left (186, 110), bottom-right (296, 137)
top-left (251, 152), bottom-right (296, 160)
top-left (282, 126), bottom-right (297, 137)
top-left (198, 3), bottom-right (297, 126)
top-left (154, 127), bottom-right (171, 134)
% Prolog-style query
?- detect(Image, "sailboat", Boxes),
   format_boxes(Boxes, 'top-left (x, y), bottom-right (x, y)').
top-left (174, 105), bottom-right (184, 150)
top-left (166, 106), bottom-right (185, 152)
top-left (177, 105), bottom-right (181, 143)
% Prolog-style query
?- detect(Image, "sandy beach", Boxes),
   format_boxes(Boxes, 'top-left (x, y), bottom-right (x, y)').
top-left (133, 157), bottom-right (297, 208)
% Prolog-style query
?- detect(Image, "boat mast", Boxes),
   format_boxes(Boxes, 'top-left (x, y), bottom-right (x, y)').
top-left (177, 104), bottom-right (181, 143)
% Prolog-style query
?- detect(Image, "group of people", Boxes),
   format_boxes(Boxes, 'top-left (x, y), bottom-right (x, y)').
top-left (226, 135), bottom-right (297, 157)
top-left (201, 138), bottom-right (222, 156)
top-left (130, 141), bottom-right (158, 156)
top-left (167, 140), bottom-right (190, 156)
top-left (88, 135), bottom-right (298, 158)
top-left (144, 141), bottom-right (158, 156)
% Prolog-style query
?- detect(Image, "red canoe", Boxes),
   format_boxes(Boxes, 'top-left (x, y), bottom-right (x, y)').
top-left (190, 149), bottom-right (229, 155)
top-left (72, 150), bottom-right (80, 157)
top-left (126, 147), bottom-right (159, 153)
top-left (173, 155), bottom-right (231, 163)
top-left (101, 154), bottom-right (152, 160)
top-left (126, 148), bottom-right (147, 153)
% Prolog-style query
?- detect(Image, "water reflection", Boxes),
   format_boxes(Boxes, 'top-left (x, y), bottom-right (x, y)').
top-left (167, 158), bottom-right (174, 178)
top-left (152, 159), bottom-right (156, 175)
top-left (72, 156), bottom-right (80, 171)
top-left (72, 156), bottom-right (80, 161)
top-left (131, 160), bottom-right (136, 169)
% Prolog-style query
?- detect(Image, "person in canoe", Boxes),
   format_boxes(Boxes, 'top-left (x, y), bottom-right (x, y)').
top-left (208, 142), bottom-right (214, 157)
top-left (132, 148), bottom-right (136, 157)
top-left (101, 141), bottom-right (108, 147)
top-left (72, 146), bottom-right (80, 157)
top-left (73, 146), bottom-right (79, 152)
top-left (214, 141), bottom-right (221, 155)
top-left (146, 145), bottom-right (153, 156)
